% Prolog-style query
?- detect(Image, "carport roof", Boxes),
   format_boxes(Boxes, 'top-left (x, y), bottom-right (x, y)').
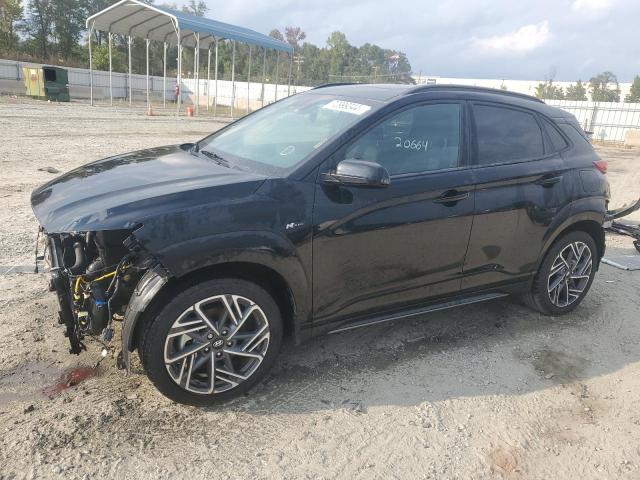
top-left (86, 0), bottom-right (293, 53)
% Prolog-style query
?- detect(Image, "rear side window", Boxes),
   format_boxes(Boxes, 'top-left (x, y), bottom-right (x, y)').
top-left (541, 117), bottom-right (569, 152)
top-left (473, 104), bottom-right (544, 165)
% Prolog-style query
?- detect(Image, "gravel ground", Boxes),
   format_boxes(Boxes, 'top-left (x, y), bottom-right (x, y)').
top-left (1, 96), bottom-right (640, 480)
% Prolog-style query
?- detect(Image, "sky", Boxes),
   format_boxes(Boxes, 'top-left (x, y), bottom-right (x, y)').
top-left (203, 0), bottom-right (640, 82)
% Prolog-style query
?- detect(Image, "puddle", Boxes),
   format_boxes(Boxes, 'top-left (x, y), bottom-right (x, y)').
top-left (532, 348), bottom-right (588, 383)
top-left (43, 366), bottom-right (98, 399)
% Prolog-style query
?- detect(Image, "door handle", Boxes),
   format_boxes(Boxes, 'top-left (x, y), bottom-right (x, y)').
top-left (535, 175), bottom-right (563, 187)
top-left (433, 190), bottom-right (470, 205)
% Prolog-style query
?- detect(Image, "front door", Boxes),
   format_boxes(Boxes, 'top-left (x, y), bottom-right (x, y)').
top-left (312, 101), bottom-right (476, 329)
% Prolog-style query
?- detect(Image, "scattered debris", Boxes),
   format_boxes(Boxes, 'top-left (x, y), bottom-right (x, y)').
top-left (605, 198), bottom-right (640, 253)
top-left (37, 166), bottom-right (60, 174)
top-left (602, 256), bottom-right (640, 271)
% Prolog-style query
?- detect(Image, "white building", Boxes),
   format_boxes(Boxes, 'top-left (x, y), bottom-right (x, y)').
top-left (412, 75), bottom-right (632, 101)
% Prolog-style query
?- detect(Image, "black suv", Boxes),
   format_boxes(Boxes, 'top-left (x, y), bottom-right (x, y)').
top-left (32, 84), bottom-right (609, 405)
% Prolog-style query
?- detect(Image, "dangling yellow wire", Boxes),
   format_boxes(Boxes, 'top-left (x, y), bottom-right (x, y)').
top-left (73, 276), bottom-right (84, 300)
top-left (72, 265), bottom-right (125, 302)
top-left (92, 270), bottom-right (117, 283)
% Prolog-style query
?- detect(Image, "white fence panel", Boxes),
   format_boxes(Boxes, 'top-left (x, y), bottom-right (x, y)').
top-left (544, 99), bottom-right (640, 143)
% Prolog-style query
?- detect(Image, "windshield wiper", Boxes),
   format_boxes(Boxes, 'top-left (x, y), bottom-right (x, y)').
top-left (199, 149), bottom-right (231, 168)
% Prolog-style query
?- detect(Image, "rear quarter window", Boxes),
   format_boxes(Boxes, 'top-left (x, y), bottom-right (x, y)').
top-left (541, 117), bottom-right (569, 152)
top-left (558, 123), bottom-right (595, 152)
top-left (473, 104), bottom-right (544, 165)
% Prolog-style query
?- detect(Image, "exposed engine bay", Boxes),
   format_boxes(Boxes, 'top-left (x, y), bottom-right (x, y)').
top-left (40, 228), bottom-right (154, 356)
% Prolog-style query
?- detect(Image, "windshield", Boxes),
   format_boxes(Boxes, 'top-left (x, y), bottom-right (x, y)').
top-left (197, 94), bottom-right (378, 175)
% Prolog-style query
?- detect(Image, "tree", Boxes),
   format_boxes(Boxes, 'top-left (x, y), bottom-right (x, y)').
top-left (182, 0), bottom-right (207, 16)
top-left (285, 26), bottom-right (306, 52)
top-left (0, 0), bottom-right (23, 53)
top-left (625, 75), bottom-right (640, 103)
top-left (326, 31), bottom-right (353, 79)
top-left (565, 80), bottom-right (587, 101)
top-left (23, 0), bottom-right (53, 58)
top-left (269, 29), bottom-right (284, 41)
top-left (534, 80), bottom-right (564, 100)
top-left (91, 41), bottom-right (125, 71)
top-left (589, 71), bottom-right (620, 102)
top-left (51, 0), bottom-right (85, 59)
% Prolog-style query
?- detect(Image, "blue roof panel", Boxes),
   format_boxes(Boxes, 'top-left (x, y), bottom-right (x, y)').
top-left (154, 4), bottom-right (293, 52)
top-left (87, 0), bottom-right (292, 53)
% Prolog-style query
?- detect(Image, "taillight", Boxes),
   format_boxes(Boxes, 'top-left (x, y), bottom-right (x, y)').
top-left (593, 160), bottom-right (607, 174)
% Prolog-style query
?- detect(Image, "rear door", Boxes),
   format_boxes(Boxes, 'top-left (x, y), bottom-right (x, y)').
top-left (462, 102), bottom-right (569, 290)
top-left (312, 100), bottom-right (476, 328)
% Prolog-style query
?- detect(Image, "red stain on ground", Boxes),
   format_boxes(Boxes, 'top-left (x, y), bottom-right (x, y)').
top-left (43, 366), bottom-right (97, 399)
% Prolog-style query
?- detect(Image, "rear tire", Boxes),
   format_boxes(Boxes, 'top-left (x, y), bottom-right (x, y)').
top-left (139, 278), bottom-right (282, 406)
top-left (524, 231), bottom-right (598, 316)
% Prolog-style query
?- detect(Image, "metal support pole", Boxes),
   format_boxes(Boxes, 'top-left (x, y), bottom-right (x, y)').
top-left (128, 36), bottom-right (132, 105)
top-left (261, 48), bottom-right (267, 108)
top-left (195, 33), bottom-right (200, 115)
top-left (274, 51), bottom-right (279, 101)
top-left (230, 40), bottom-right (236, 118)
top-left (213, 38), bottom-right (218, 117)
top-left (146, 38), bottom-right (150, 108)
top-left (247, 45), bottom-right (252, 114)
top-left (163, 42), bottom-right (167, 108)
top-left (287, 52), bottom-right (292, 96)
top-left (207, 47), bottom-right (211, 111)
top-left (88, 24), bottom-right (93, 106)
top-left (177, 29), bottom-right (181, 115)
top-left (108, 32), bottom-right (113, 106)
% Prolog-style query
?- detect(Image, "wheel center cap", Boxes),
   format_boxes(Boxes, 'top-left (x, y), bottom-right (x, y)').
top-left (211, 338), bottom-right (225, 349)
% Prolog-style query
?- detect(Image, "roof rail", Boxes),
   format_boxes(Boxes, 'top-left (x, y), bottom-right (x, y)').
top-left (405, 84), bottom-right (544, 103)
top-left (311, 82), bottom-right (359, 90)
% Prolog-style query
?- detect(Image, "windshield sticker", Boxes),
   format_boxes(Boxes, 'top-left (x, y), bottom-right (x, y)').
top-left (322, 100), bottom-right (371, 115)
top-left (280, 145), bottom-right (296, 156)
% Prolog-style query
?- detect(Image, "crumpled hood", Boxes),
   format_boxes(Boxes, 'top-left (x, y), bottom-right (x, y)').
top-left (31, 145), bottom-right (266, 232)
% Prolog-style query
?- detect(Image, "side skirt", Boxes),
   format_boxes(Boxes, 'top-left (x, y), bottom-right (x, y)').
top-left (327, 292), bottom-right (509, 334)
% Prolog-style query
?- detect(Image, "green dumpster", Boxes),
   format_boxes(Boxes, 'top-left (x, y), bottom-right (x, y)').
top-left (23, 66), bottom-right (70, 102)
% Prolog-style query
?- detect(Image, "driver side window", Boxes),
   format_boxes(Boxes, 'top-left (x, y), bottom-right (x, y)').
top-left (344, 103), bottom-right (462, 176)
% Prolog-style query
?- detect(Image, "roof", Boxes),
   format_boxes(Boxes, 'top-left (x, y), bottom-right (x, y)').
top-left (407, 84), bottom-right (544, 103)
top-left (86, 0), bottom-right (293, 52)
top-left (307, 83), bottom-right (548, 107)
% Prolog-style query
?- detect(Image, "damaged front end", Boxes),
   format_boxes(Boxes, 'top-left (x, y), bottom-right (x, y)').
top-left (42, 228), bottom-right (160, 358)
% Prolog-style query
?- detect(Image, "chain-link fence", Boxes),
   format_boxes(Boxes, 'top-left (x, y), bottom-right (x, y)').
top-left (0, 58), bottom-right (310, 117)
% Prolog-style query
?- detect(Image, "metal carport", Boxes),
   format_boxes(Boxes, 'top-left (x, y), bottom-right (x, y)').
top-left (86, 0), bottom-right (294, 115)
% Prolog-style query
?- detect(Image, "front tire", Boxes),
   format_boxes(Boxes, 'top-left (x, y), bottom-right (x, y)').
top-left (140, 278), bottom-right (283, 406)
top-left (525, 231), bottom-right (598, 316)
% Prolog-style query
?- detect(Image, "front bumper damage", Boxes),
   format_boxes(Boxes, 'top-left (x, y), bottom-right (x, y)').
top-left (40, 228), bottom-right (167, 368)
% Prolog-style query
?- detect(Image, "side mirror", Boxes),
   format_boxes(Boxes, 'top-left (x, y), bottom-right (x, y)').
top-left (321, 159), bottom-right (390, 188)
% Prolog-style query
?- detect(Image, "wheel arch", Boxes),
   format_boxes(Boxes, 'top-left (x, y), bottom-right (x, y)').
top-left (121, 256), bottom-right (310, 371)
top-left (537, 213), bottom-right (605, 274)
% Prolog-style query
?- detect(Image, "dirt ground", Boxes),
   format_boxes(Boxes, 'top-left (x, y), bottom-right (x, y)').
top-left (1, 96), bottom-right (640, 480)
